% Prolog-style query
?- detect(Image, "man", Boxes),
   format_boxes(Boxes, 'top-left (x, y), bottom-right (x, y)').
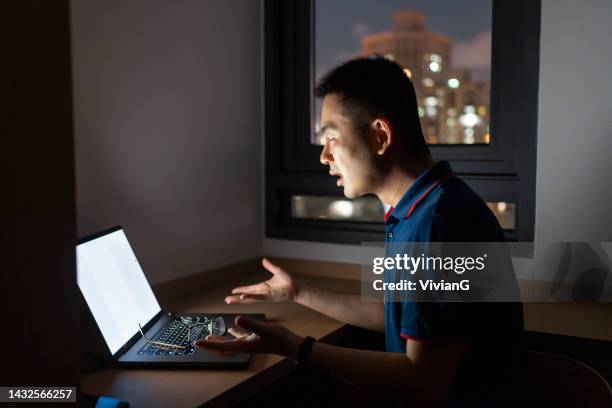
top-left (196, 57), bottom-right (524, 407)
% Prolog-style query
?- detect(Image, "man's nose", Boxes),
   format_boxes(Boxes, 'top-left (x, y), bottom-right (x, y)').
top-left (320, 142), bottom-right (333, 165)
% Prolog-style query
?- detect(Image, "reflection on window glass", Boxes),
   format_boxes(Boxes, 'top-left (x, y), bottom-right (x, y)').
top-left (292, 195), bottom-right (515, 231)
top-left (314, 1), bottom-right (492, 145)
top-left (486, 202), bottom-right (516, 231)
top-left (292, 195), bottom-right (385, 223)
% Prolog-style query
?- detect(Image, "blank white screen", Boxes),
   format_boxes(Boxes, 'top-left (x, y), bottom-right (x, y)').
top-left (77, 229), bottom-right (161, 355)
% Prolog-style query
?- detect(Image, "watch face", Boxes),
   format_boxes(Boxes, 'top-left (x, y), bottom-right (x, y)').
top-left (297, 336), bottom-right (317, 364)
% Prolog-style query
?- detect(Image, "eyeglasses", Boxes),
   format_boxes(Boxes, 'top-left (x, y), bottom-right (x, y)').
top-left (137, 314), bottom-right (226, 350)
top-left (168, 314), bottom-right (226, 341)
top-left (138, 322), bottom-right (186, 350)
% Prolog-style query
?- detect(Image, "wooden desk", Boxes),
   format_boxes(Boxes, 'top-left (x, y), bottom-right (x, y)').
top-left (80, 273), bottom-right (353, 408)
top-left (81, 261), bottom-right (612, 406)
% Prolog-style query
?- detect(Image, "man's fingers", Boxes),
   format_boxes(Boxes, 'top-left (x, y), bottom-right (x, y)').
top-left (240, 293), bottom-right (268, 302)
top-left (231, 282), bottom-right (269, 295)
top-left (262, 257), bottom-right (283, 275)
top-left (225, 293), bottom-right (268, 304)
top-left (228, 327), bottom-right (251, 338)
top-left (201, 335), bottom-right (226, 342)
top-left (195, 337), bottom-right (252, 353)
top-left (235, 315), bottom-right (273, 336)
top-left (194, 335), bottom-right (252, 356)
top-left (224, 294), bottom-right (243, 304)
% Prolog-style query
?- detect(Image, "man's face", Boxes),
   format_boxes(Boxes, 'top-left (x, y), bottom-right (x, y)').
top-left (319, 94), bottom-right (378, 199)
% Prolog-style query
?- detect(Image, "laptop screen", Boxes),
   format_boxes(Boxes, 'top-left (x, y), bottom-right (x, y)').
top-left (77, 228), bottom-right (161, 355)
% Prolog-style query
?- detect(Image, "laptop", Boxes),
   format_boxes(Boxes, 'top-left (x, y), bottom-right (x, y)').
top-left (77, 225), bottom-right (260, 367)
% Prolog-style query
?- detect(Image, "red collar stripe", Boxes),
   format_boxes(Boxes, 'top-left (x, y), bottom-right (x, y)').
top-left (384, 206), bottom-right (395, 221)
top-left (405, 173), bottom-right (455, 220)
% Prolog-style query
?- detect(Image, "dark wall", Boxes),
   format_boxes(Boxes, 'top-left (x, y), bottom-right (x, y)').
top-left (71, 0), bottom-right (263, 285)
top-left (0, 0), bottom-right (79, 386)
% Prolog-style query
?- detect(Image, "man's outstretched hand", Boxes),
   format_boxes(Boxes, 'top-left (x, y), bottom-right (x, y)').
top-left (224, 258), bottom-right (299, 304)
top-left (194, 315), bottom-right (303, 357)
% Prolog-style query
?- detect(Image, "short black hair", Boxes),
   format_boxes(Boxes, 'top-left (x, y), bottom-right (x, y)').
top-left (315, 55), bottom-right (429, 155)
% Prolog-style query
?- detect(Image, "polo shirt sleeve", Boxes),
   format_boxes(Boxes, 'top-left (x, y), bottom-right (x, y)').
top-left (400, 300), bottom-right (482, 342)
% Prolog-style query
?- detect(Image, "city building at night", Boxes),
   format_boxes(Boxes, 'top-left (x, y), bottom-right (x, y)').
top-left (361, 8), bottom-right (491, 145)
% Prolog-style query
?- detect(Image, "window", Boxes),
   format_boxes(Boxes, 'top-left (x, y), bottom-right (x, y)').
top-left (292, 195), bottom-right (516, 231)
top-left (265, 0), bottom-right (540, 243)
top-left (313, 2), bottom-right (492, 146)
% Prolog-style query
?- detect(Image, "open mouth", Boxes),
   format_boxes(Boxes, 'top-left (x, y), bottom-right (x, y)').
top-left (330, 172), bottom-right (344, 186)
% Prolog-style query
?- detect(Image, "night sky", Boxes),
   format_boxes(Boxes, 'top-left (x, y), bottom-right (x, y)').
top-left (315, 0), bottom-right (492, 80)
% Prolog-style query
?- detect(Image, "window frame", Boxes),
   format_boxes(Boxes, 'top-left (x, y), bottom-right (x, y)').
top-left (265, 0), bottom-right (541, 243)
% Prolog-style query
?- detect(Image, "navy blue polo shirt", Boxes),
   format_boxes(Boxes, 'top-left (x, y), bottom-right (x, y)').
top-left (383, 161), bottom-right (525, 407)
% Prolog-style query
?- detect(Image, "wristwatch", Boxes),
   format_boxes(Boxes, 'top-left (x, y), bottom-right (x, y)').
top-left (296, 336), bottom-right (316, 366)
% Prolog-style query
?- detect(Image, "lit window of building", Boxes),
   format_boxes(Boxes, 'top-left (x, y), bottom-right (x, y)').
top-left (447, 78), bottom-right (460, 88)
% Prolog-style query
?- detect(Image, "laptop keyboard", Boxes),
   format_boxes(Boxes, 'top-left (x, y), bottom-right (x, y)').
top-left (137, 319), bottom-right (204, 356)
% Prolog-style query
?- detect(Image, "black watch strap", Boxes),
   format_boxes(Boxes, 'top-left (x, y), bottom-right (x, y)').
top-left (296, 336), bottom-right (316, 366)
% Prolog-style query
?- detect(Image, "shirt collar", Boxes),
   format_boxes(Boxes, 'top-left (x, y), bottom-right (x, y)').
top-left (384, 160), bottom-right (455, 224)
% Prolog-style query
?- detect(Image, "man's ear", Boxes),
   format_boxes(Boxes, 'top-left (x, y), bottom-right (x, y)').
top-left (372, 118), bottom-right (393, 155)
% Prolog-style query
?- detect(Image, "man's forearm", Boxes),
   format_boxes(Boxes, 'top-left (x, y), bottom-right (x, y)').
top-left (304, 342), bottom-right (454, 407)
top-left (294, 283), bottom-right (385, 333)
